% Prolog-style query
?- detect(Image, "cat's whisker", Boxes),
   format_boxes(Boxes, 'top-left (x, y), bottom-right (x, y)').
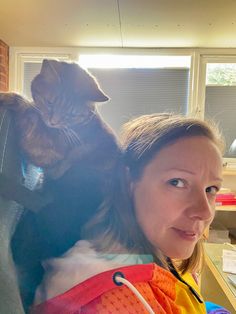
top-left (62, 128), bottom-right (82, 146)
top-left (61, 128), bottom-right (81, 147)
top-left (67, 128), bottom-right (82, 145)
top-left (61, 128), bottom-right (74, 146)
top-left (31, 103), bottom-right (43, 114)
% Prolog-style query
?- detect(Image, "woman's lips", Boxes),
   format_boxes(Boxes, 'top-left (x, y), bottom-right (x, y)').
top-left (172, 227), bottom-right (199, 241)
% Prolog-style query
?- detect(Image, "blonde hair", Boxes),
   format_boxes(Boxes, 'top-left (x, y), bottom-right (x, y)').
top-left (83, 113), bottom-right (224, 273)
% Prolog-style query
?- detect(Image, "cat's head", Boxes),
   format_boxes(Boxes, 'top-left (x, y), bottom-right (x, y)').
top-left (31, 59), bottom-right (109, 128)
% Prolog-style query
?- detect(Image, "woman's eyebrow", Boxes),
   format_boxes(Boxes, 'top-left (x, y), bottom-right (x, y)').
top-left (165, 168), bottom-right (196, 175)
top-left (166, 168), bottom-right (223, 184)
top-left (211, 177), bottom-right (223, 182)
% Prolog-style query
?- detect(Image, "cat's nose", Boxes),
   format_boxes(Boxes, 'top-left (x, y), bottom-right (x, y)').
top-left (49, 118), bottom-right (60, 127)
top-left (50, 115), bottom-right (60, 124)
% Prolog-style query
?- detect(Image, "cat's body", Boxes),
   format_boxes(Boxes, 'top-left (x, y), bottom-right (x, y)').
top-left (0, 59), bottom-right (121, 311)
top-left (0, 59), bottom-right (120, 178)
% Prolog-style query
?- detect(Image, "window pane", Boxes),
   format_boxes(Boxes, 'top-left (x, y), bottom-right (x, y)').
top-left (23, 62), bottom-right (42, 99)
top-left (206, 63), bottom-right (236, 86)
top-left (205, 86), bottom-right (236, 157)
top-left (79, 54), bottom-right (191, 69)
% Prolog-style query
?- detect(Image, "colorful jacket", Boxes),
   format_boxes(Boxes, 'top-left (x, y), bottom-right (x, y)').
top-left (31, 263), bottom-right (220, 313)
top-left (31, 241), bottom-right (230, 313)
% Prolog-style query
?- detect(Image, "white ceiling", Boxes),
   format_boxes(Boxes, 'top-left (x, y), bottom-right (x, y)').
top-left (1, 0), bottom-right (236, 48)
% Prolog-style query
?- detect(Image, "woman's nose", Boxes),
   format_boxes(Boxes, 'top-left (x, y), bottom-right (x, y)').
top-left (188, 190), bottom-right (214, 221)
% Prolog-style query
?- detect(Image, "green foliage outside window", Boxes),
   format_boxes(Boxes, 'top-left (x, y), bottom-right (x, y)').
top-left (207, 63), bottom-right (236, 86)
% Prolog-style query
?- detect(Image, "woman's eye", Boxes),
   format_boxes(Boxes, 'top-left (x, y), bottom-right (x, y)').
top-left (168, 178), bottom-right (185, 188)
top-left (206, 186), bottom-right (219, 196)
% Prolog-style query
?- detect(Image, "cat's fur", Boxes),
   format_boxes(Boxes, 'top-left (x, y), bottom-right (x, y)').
top-left (0, 59), bottom-right (120, 179)
top-left (0, 59), bottom-right (122, 311)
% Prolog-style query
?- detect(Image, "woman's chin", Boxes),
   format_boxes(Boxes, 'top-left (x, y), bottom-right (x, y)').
top-left (164, 246), bottom-right (195, 260)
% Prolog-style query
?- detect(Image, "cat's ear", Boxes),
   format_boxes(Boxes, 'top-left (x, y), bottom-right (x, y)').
top-left (40, 59), bottom-right (61, 84)
top-left (89, 86), bottom-right (109, 102)
top-left (75, 65), bottom-right (109, 102)
top-left (85, 73), bottom-right (109, 102)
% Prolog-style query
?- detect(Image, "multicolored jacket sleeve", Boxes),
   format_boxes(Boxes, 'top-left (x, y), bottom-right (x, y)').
top-left (205, 301), bottom-right (231, 313)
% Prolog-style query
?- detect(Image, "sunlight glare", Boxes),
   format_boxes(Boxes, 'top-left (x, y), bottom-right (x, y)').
top-left (78, 54), bottom-right (191, 69)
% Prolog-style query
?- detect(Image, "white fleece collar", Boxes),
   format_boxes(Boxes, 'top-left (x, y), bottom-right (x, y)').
top-left (34, 240), bottom-right (153, 305)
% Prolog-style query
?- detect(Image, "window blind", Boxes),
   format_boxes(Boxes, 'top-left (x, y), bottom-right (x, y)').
top-left (23, 62), bottom-right (42, 99)
top-left (89, 68), bottom-right (189, 134)
top-left (205, 86), bottom-right (236, 157)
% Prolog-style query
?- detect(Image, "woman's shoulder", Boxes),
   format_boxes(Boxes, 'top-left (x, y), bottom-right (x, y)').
top-left (31, 263), bottom-right (209, 314)
top-left (34, 240), bottom-right (153, 305)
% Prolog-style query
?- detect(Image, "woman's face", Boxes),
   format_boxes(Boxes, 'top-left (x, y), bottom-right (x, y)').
top-left (133, 136), bottom-right (222, 259)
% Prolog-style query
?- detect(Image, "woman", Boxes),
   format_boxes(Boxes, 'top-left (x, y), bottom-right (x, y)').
top-left (32, 113), bottom-right (229, 313)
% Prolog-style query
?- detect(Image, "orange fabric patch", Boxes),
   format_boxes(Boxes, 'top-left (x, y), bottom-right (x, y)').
top-left (91, 264), bottom-right (181, 314)
top-left (96, 283), bottom-right (168, 313)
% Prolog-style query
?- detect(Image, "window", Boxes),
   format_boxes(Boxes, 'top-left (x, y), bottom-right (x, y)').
top-left (9, 48), bottom-right (236, 168)
top-left (18, 52), bottom-right (191, 134)
top-left (89, 67), bottom-right (189, 133)
top-left (204, 62), bottom-right (236, 158)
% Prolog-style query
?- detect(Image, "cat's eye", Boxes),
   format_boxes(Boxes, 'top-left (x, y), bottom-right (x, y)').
top-left (70, 113), bottom-right (79, 118)
top-left (47, 101), bottom-right (54, 108)
top-left (66, 113), bottom-right (77, 120)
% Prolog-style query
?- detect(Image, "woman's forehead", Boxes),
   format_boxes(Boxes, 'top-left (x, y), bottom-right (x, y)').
top-left (144, 136), bottom-right (222, 175)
